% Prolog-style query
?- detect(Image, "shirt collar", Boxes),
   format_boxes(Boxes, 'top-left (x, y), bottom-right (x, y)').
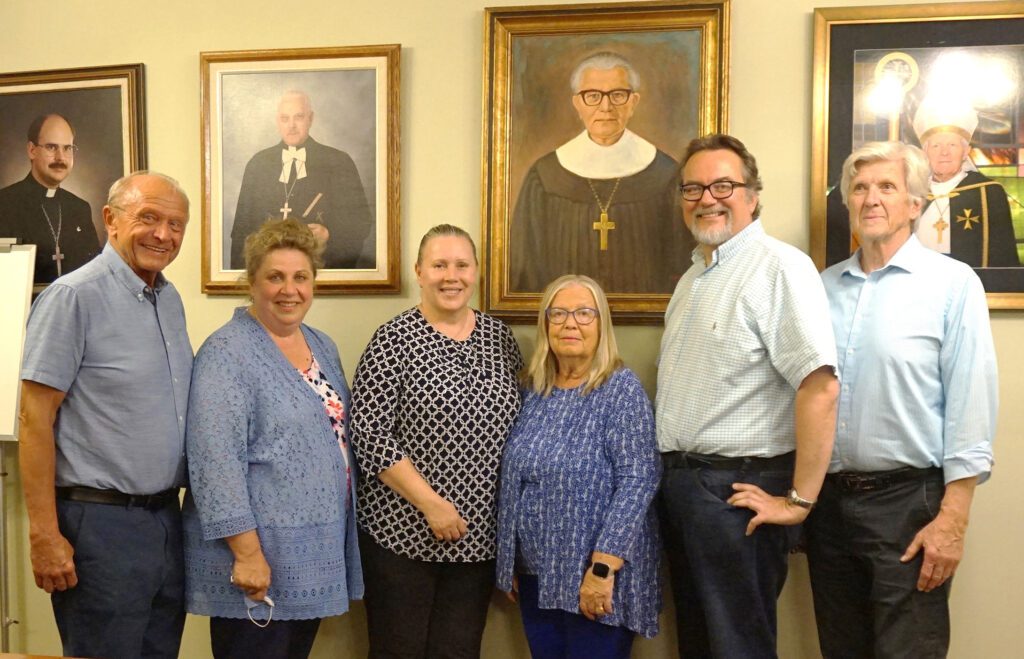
top-left (841, 233), bottom-right (925, 279)
top-left (701, 218), bottom-right (764, 268)
top-left (99, 242), bottom-right (169, 299)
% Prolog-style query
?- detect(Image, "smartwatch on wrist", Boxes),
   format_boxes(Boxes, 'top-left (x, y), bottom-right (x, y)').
top-left (590, 562), bottom-right (611, 579)
top-left (786, 488), bottom-right (816, 511)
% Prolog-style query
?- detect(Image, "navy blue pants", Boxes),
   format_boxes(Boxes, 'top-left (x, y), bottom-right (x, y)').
top-left (52, 498), bottom-right (185, 659)
top-left (210, 616), bottom-right (321, 659)
top-left (659, 460), bottom-right (799, 658)
top-left (516, 574), bottom-right (634, 659)
top-left (806, 472), bottom-right (951, 659)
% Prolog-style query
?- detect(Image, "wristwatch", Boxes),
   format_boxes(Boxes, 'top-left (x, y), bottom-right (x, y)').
top-left (786, 488), bottom-right (816, 511)
top-left (591, 562), bottom-right (611, 579)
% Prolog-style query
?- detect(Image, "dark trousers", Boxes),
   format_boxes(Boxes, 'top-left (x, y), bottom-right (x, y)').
top-left (806, 471), bottom-right (951, 659)
top-left (210, 616), bottom-right (321, 659)
top-left (659, 457), bottom-right (799, 658)
top-left (52, 498), bottom-right (185, 659)
top-left (359, 530), bottom-right (495, 659)
top-left (516, 573), bottom-right (634, 659)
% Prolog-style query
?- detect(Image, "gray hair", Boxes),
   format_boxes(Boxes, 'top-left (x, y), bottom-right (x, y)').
top-left (839, 141), bottom-right (930, 207)
top-left (107, 171), bottom-right (189, 213)
top-left (279, 89), bottom-right (312, 112)
top-left (570, 52), bottom-right (640, 93)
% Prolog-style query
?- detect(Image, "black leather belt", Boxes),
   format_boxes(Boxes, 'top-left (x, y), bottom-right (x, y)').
top-left (826, 467), bottom-right (941, 493)
top-left (662, 451), bottom-right (795, 471)
top-left (56, 486), bottom-right (179, 510)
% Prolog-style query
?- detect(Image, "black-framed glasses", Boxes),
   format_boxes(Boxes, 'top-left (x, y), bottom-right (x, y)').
top-left (546, 307), bottom-right (599, 325)
top-left (576, 89), bottom-right (633, 107)
top-left (678, 180), bottom-right (748, 201)
top-left (33, 142), bottom-right (78, 156)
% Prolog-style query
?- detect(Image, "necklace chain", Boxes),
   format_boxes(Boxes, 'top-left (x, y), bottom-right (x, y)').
top-left (40, 202), bottom-right (62, 247)
top-left (586, 178), bottom-right (622, 212)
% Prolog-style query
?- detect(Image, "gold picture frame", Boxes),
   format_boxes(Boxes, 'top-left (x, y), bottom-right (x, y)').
top-left (481, 1), bottom-right (729, 324)
top-left (811, 2), bottom-right (1024, 310)
top-left (201, 45), bottom-right (400, 294)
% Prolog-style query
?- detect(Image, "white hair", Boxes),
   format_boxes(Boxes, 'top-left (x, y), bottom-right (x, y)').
top-left (570, 52), bottom-right (640, 93)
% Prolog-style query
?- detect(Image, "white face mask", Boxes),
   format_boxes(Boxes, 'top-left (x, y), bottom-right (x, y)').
top-left (244, 594), bottom-right (275, 628)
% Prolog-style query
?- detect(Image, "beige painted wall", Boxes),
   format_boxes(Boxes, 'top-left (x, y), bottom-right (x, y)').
top-left (1, 0), bottom-right (1019, 656)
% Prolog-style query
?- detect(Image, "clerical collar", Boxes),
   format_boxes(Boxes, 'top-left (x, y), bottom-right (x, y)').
top-left (555, 129), bottom-right (657, 179)
top-left (25, 173), bottom-right (60, 198)
top-left (929, 169), bottom-right (968, 196)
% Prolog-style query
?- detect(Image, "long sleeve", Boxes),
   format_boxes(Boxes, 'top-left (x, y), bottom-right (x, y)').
top-left (593, 373), bottom-right (660, 562)
top-left (939, 271), bottom-right (997, 483)
top-left (186, 335), bottom-right (258, 540)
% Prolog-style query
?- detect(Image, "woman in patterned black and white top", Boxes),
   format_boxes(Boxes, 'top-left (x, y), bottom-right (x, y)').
top-left (351, 224), bottom-right (523, 658)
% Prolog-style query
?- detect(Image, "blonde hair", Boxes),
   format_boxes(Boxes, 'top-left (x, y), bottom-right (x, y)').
top-left (523, 274), bottom-right (623, 396)
top-left (243, 219), bottom-right (324, 284)
top-left (416, 224), bottom-right (477, 265)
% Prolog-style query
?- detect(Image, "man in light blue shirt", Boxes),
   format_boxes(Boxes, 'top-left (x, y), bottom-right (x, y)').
top-left (657, 134), bottom-right (839, 658)
top-left (810, 140), bottom-right (997, 658)
top-left (19, 172), bottom-right (192, 659)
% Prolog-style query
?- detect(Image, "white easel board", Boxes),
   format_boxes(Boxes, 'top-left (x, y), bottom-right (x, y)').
top-left (0, 244), bottom-right (36, 441)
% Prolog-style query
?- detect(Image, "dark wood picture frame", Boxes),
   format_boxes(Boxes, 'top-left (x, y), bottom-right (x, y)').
top-left (0, 63), bottom-right (146, 292)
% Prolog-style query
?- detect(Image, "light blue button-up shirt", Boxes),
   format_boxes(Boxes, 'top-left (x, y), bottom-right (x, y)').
top-left (21, 243), bottom-right (193, 494)
top-left (821, 235), bottom-right (996, 483)
top-left (657, 220), bottom-right (837, 457)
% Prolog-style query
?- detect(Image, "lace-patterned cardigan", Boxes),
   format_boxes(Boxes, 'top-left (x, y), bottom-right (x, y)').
top-left (183, 307), bottom-right (363, 620)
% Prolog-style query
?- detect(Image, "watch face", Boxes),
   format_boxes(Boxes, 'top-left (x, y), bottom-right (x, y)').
top-left (591, 562), bottom-right (611, 578)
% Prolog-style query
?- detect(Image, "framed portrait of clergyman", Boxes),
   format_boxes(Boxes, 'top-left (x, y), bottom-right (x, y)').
top-left (811, 2), bottom-right (1024, 310)
top-left (201, 45), bottom-right (400, 294)
top-left (0, 64), bottom-right (146, 292)
top-left (481, 1), bottom-right (729, 324)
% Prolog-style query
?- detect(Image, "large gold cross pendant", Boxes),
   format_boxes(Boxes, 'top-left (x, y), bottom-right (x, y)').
top-left (933, 218), bottom-right (949, 243)
top-left (593, 212), bottom-right (616, 251)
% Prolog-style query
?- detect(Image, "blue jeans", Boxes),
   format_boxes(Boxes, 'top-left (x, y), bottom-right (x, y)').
top-left (806, 471), bottom-right (950, 658)
top-left (52, 498), bottom-right (185, 659)
top-left (517, 574), bottom-right (634, 659)
top-left (659, 458), bottom-right (799, 658)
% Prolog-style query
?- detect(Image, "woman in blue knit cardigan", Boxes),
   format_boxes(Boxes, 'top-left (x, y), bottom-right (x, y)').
top-left (496, 274), bottom-right (662, 658)
top-left (183, 220), bottom-right (362, 658)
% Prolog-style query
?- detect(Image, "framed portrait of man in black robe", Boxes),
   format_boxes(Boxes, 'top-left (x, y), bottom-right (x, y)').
top-left (201, 45), bottom-right (400, 295)
top-left (481, 2), bottom-right (730, 324)
top-left (0, 64), bottom-right (146, 291)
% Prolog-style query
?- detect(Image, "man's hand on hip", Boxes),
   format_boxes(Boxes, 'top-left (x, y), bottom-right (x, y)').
top-left (728, 482), bottom-right (809, 536)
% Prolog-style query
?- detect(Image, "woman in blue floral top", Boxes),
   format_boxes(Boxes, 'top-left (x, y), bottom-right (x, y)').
top-left (496, 274), bottom-right (662, 658)
top-left (183, 220), bottom-right (362, 658)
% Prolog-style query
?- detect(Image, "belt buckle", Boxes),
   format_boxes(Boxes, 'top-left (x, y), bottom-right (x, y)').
top-left (844, 473), bottom-right (891, 492)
